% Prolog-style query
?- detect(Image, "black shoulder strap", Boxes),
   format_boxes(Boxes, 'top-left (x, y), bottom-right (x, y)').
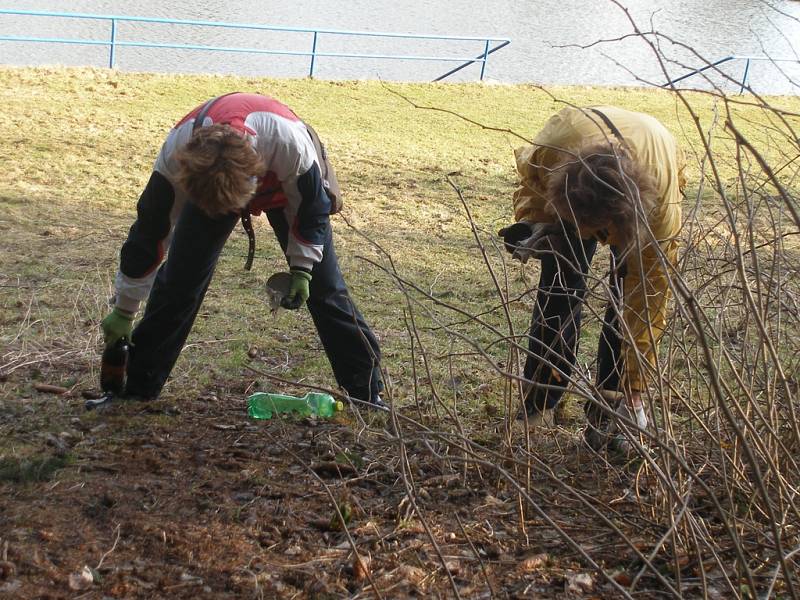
top-left (191, 93), bottom-right (256, 271)
top-left (192, 92), bottom-right (240, 132)
top-left (192, 98), bottom-right (216, 132)
top-left (588, 108), bottom-right (626, 147)
top-left (303, 122), bottom-right (342, 214)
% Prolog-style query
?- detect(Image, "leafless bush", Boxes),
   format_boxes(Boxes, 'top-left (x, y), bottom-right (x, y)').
top-left (353, 6), bottom-right (800, 598)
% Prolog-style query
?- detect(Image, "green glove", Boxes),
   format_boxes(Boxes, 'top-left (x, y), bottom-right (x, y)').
top-left (281, 268), bottom-right (312, 310)
top-left (101, 307), bottom-right (134, 345)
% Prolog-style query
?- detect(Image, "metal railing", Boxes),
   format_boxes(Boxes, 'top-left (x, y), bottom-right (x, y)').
top-left (0, 9), bottom-right (510, 81)
top-left (663, 55), bottom-right (800, 94)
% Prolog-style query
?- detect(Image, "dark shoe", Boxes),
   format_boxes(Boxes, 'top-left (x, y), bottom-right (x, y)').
top-left (346, 394), bottom-right (389, 411)
top-left (367, 395), bottom-right (389, 411)
top-left (522, 381), bottom-right (556, 418)
top-left (584, 424), bottom-right (608, 451)
top-left (85, 390), bottom-right (154, 411)
top-left (126, 394), bottom-right (156, 402)
top-left (345, 385), bottom-right (389, 412)
top-left (85, 391), bottom-right (115, 411)
top-left (584, 425), bottom-right (652, 459)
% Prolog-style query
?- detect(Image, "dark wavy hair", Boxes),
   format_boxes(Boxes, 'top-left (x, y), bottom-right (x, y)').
top-left (546, 142), bottom-right (657, 250)
top-left (174, 124), bottom-right (266, 217)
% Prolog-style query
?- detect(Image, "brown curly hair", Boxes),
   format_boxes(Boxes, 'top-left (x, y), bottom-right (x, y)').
top-left (174, 124), bottom-right (266, 217)
top-left (546, 142), bottom-right (657, 250)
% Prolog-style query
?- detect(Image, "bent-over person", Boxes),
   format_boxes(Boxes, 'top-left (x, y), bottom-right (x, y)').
top-left (499, 105), bottom-right (685, 449)
top-left (101, 92), bottom-right (385, 408)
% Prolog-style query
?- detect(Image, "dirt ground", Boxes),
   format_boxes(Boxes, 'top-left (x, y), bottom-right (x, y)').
top-left (0, 369), bottom-right (674, 600)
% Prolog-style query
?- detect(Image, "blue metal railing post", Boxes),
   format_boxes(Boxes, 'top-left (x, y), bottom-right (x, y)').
top-left (433, 39), bottom-right (510, 82)
top-left (664, 55), bottom-right (798, 92)
top-left (739, 58), bottom-right (751, 94)
top-left (109, 17), bottom-right (117, 68)
top-left (309, 31), bottom-right (318, 78)
top-left (479, 39), bottom-right (489, 81)
top-left (663, 56), bottom-right (735, 88)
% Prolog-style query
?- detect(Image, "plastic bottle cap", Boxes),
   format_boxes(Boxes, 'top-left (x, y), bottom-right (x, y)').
top-left (335, 401), bottom-right (344, 412)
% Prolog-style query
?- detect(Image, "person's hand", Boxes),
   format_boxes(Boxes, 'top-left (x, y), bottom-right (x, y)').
top-left (499, 222), bottom-right (563, 263)
top-left (101, 307), bottom-right (134, 346)
top-left (586, 389), bottom-right (649, 453)
top-left (615, 391), bottom-right (648, 429)
top-left (498, 221), bottom-right (533, 254)
top-left (281, 268), bottom-right (312, 310)
top-left (628, 391), bottom-right (648, 429)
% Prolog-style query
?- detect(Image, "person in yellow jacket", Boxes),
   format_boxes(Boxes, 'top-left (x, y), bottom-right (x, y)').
top-left (499, 105), bottom-right (685, 447)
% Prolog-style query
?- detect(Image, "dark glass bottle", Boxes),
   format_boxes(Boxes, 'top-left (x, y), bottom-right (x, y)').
top-left (100, 337), bottom-right (129, 394)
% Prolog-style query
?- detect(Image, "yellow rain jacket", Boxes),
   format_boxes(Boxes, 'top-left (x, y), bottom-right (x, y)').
top-left (513, 106), bottom-right (686, 391)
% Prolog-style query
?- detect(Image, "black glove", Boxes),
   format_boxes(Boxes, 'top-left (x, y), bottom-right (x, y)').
top-left (499, 222), bottom-right (565, 263)
top-left (498, 221), bottom-right (534, 254)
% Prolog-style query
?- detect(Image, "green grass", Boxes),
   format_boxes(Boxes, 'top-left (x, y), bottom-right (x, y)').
top-left (1, 66), bottom-right (798, 416)
top-left (0, 455), bottom-right (69, 482)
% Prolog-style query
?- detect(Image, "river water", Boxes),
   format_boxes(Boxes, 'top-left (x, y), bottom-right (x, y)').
top-left (2, 0), bottom-right (800, 93)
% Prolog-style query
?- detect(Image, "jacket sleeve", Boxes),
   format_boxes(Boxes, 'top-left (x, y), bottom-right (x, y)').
top-left (113, 124), bottom-right (190, 313)
top-left (266, 126), bottom-right (329, 271)
top-left (621, 133), bottom-right (686, 390)
top-left (512, 111), bottom-right (575, 223)
top-left (620, 237), bottom-right (678, 391)
top-left (291, 161), bottom-right (331, 269)
top-left (513, 144), bottom-right (552, 223)
top-left (113, 170), bottom-right (178, 313)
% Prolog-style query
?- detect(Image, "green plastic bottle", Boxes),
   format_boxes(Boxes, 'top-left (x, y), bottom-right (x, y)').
top-left (247, 391), bottom-right (344, 419)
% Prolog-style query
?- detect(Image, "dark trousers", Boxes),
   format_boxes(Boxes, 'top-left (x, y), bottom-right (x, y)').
top-left (266, 209), bottom-right (382, 401)
top-left (126, 202), bottom-right (383, 401)
top-left (523, 229), bottom-right (624, 415)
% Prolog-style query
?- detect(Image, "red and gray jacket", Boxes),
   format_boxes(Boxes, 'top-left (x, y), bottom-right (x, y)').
top-left (113, 93), bottom-right (330, 313)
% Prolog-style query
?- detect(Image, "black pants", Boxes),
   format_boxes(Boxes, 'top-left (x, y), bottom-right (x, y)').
top-left (523, 229), bottom-right (624, 415)
top-left (126, 202), bottom-right (383, 401)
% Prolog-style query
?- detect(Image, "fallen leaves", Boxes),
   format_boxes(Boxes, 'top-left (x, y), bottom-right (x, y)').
top-left (444, 560), bottom-right (462, 576)
top-left (399, 564), bottom-right (426, 586)
top-left (0, 368), bottom-right (742, 599)
top-left (311, 461), bottom-right (357, 478)
top-left (353, 554), bottom-right (371, 582)
top-left (518, 552), bottom-right (549, 573)
top-left (566, 571), bottom-right (594, 594)
top-left (611, 569), bottom-right (633, 586)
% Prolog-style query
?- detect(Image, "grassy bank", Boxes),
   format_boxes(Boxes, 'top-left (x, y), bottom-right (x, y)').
top-left (1, 67), bottom-right (799, 598)
top-left (2, 67), bottom-right (797, 402)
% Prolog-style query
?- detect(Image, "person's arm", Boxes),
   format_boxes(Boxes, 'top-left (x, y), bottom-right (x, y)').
top-left (278, 160), bottom-right (330, 310)
top-left (112, 125), bottom-right (189, 314)
top-left (622, 129), bottom-right (685, 397)
top-left (113, 170), bottom-right (180, 313)
top-left (620, 237), bottom-right (678, 394)
top-left (265, 123), bottom-right (329, 271)
top-left (256, 119), bottom-right (329, 310)
top-left (102, 168), bottom-right (180, 345)
top-left (283, 161), bottom-right (330, 270)
top-left (512, 110), bottom-right (575, 223)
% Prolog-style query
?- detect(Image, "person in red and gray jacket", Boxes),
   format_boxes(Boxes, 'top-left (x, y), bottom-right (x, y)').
top-left (101, 92), bottom-right (385, 408)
